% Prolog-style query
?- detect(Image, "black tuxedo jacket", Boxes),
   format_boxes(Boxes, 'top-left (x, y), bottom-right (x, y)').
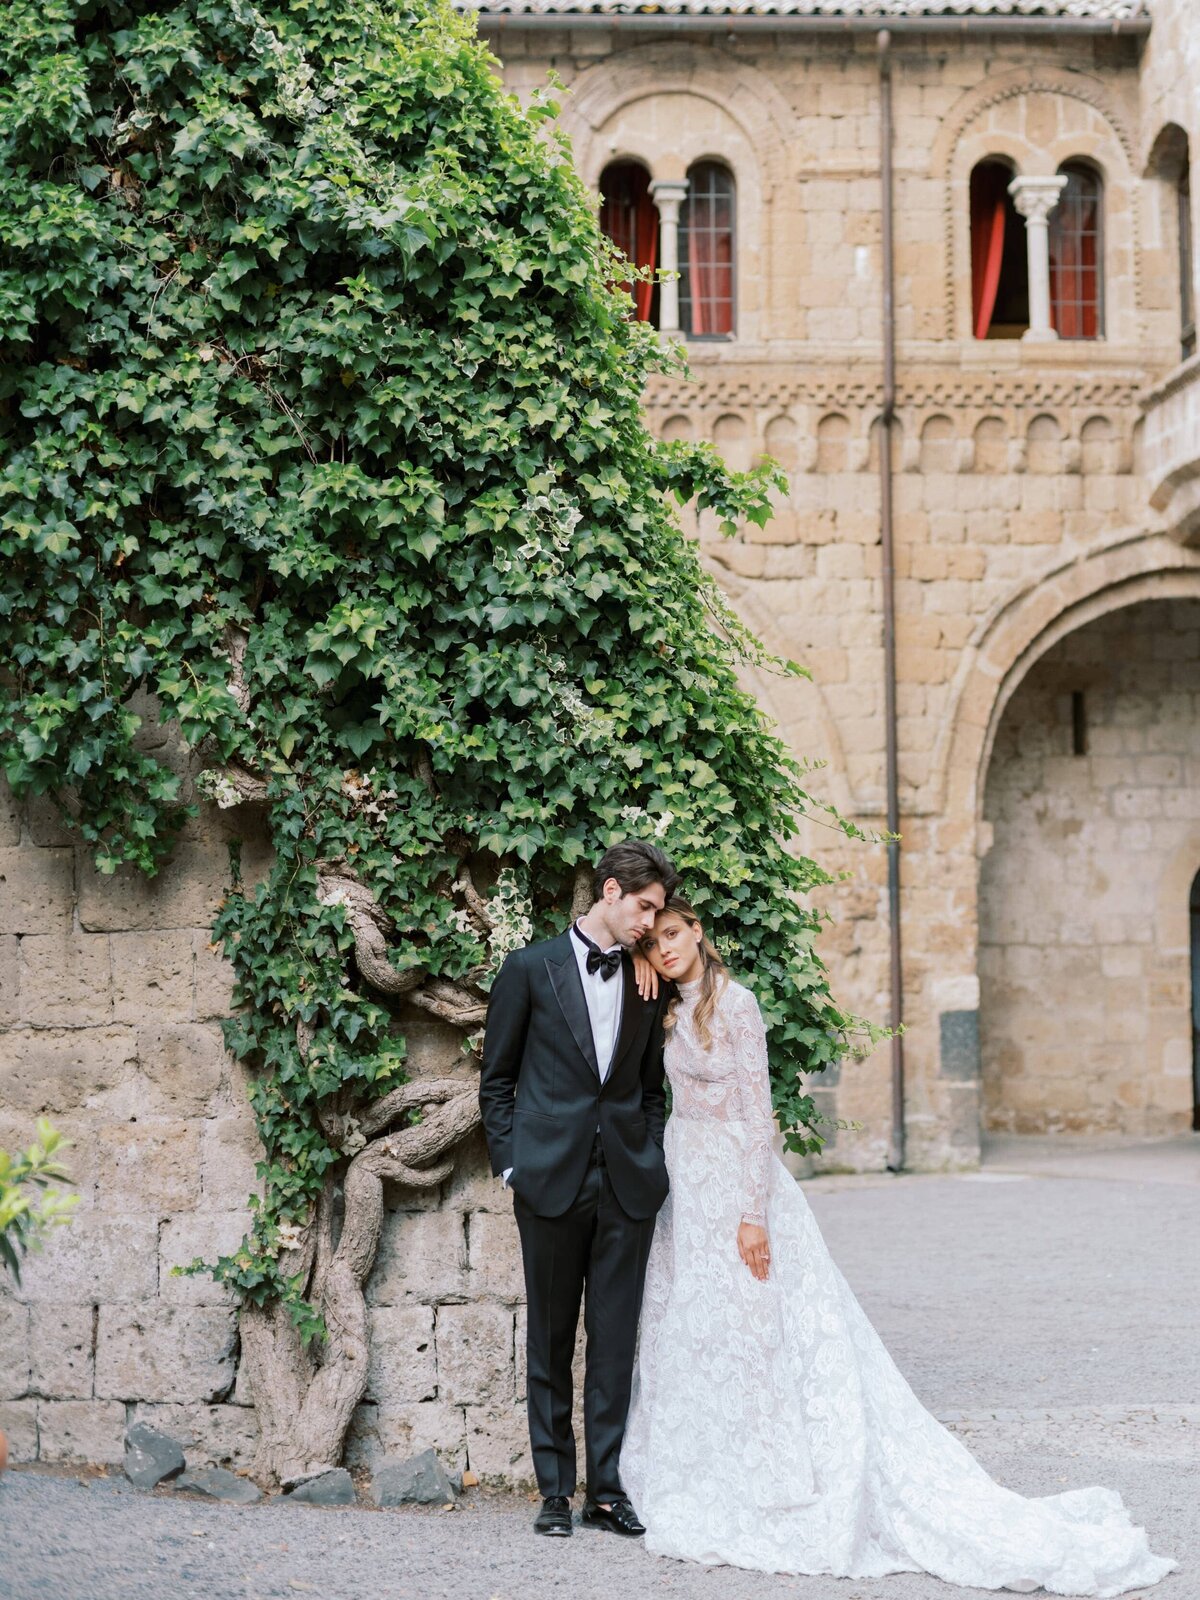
top-left (478, 930), bottom-right (670, 1219)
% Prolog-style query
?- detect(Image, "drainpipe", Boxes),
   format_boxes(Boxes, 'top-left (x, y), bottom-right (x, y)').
top-left (878, 29), bottom-right (905, 1172)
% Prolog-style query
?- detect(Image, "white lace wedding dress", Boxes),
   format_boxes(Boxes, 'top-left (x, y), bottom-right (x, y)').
top-left (620, 976), bottom-right (1176, 1596)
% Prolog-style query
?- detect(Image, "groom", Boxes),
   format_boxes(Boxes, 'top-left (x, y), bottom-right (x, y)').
top-left (479, 840), bottom-right (677, 1537)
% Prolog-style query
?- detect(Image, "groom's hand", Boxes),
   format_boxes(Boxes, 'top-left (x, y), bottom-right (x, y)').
top-left (632, 952), bottom-right (659, 1001)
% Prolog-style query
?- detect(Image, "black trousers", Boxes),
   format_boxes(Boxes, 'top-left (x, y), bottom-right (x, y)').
top-left (513, 1139), bottom-right (656, 1500)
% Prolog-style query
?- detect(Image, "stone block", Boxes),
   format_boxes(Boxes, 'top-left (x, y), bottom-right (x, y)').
top-left (466, 1209), bottom-right (525, 1303)
top-left (18, 933), bottom-right (111, 1026)
top-left (95, 1305), bottom-right (237, 1403)
top-left (124, 1420), bottom-right (186, 1488)
top-left (371, 1447), bottom-right (456, 1506)
top-left (130, 1401), bottom-right (259, 1470)
top-left (0, 935), bottom-right (17, 1025)
top-left (343, 1399), bottom-right (466, 1478)
top-left (26, 794), bottom-right (75, 847)
top-left (435, 1303), bottom-right (513, 1407)
top-left (0, 1026), bottom-right (137, 1116)
top-left (368, 1207), bottom-right (467, 1307)
top-left (159, 1212), bottom-right (247, 1306)
top-left (78, 842), bottom-right (242, 934)
top-left (0, 1299), bottom-right (31, 1398)
top-left (463, 1404), bottom-right (535, 1487)
top-left (30, 1303), bottom-right (94, 1399)
top-left (174, 1464), bottom-right (261, 1503)
top-left (136, 1023), bottom-right (226, 1116)
top-left (442, 1127), bottom-right (506, 1213)
top-left (0, 1399), bottom-right (38, 1462)
top-left (286, 1467), bottom-right (356, 1505)
top-left (110, 931), bottom-right (195, 1023)
top-left (193, 932), bottom-right (237, 1019)
top-left (0, 778), bottom-right (20, 847)
top-left (0, 846), bottom-right (74, 935)
top-left (17, 1215), bottom-right (158, 1304)
top-left (200, 1110), bottom-right (264, 1210)
top-left (94, 1120), bottom-right (201, 1214)
top-left (365, 1305), bottom-right (436, 1406)
top-left (38, 1399), bottom-right (125, 1464)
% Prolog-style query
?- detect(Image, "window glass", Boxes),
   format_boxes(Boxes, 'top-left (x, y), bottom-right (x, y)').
top-left (1049, 163), bottom-right (1103, 340)
top-left (680, 163), bottom-right (735, 337)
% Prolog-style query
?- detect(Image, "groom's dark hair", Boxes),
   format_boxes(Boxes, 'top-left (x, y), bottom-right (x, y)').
top-left (593, 840), bottom-right (678, 903)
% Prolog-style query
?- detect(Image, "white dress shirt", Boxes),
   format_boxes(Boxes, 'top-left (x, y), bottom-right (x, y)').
top-left (570, 921), bottom-right (624, 1083)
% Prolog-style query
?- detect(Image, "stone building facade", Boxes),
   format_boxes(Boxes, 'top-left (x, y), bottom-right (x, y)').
top-left (470, 0), bottom-right (1200, 1168)
top-left (1, 0), bottom-right (1198, 1486)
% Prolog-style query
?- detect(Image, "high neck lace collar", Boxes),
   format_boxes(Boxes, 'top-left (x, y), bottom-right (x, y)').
top-left (675, 974), bottom-right (704, 996)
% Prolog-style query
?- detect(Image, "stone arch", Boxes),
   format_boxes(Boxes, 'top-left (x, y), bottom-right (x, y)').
top-left (560, 48), bottom-right (793, 346)
top-left (562, 47), bottom-right (792, 191)
top-left (762, 413), bottom-right (801, 472)
top-left (712, 411), bottom-right (752, 472)
top-left (660, 413), bottom-right (694, 442)
top-left (940, 533), bottom-right (1200, 827)
top-left (919, 414), bottom-right (957, 474)
top-left (1079, 415), bottom-right (1118, 475)
top-left (1026, 413), bottom-right (1062, 474)
top-left (816, 412), bottom-right (851, 473)
top-left (973, 416), bottom-right (1008, 474)
top-left (977, 590), bottom-right (1200, 1136)
top-left (936, 69), bottom-right (1138, 341)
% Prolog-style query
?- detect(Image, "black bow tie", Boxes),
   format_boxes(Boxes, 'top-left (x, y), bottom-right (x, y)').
top-left (586, 947), bottom-right (622, 981)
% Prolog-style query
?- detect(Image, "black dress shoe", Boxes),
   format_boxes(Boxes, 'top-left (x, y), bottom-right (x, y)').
top-left (534, 1495), bottom-right (573, 1536)
top-left (581, 1497), bottom-right (645, 1536)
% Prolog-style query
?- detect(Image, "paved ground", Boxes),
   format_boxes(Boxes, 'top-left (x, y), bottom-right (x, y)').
top-left (3, 1136), bottom-right (1196, 1600)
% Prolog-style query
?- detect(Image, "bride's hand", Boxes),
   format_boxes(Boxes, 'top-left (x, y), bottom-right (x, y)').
top-left (738, 1220), bottom-right (770, 1282)
top-left (632, 952), bottom-right (660, 1001)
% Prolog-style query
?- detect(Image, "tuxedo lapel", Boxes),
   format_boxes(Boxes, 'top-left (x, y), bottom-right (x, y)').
top-left (607, 950), bottom-right (644, 1081)
top-left (545, 934), bottom-right (600, 1079)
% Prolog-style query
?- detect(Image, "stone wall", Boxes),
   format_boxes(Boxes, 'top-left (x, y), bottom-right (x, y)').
top-left (0, 754), bottom-right (267, 1471)
top-left (979, 598), bottom-right (1199, 1136)
top-left (0, 768), bottom-right (540, 1483)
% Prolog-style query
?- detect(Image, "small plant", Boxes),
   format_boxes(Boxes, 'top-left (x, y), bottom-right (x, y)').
top-left (0, 1120), bottom-right (79, 1285)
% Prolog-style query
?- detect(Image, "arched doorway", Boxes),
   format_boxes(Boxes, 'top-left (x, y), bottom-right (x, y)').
top-left (978, 597), bottom-right (1199, 1137)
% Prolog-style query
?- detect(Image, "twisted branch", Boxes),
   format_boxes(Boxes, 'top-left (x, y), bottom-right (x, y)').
top-left (316, 869), bottom-right (424, 997)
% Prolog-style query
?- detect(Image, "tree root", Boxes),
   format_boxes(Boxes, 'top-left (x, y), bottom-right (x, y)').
top-left (240, 1082), bottom-right (481, 1485)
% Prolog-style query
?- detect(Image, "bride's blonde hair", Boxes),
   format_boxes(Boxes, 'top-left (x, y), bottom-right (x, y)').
top-left (657, 896), bottom-right (727, 1050)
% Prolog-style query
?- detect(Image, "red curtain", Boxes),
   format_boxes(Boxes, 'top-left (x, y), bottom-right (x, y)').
top-left (685, 165), bottom-right (734, 336)
top-left (599, 163), bottom-right (658, 323)
top-left (971, 162), bottom-right (1008, 339)
top-left (633, 183), bottom-right (658, 323)
top-left (1050, 167), bottom-right (1099, 340)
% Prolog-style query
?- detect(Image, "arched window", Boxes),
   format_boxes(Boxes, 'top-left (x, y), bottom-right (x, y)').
top-left (1180, 150), bottom-right (1194, 360)
top-left (970, 159), bottom-right (1028, 339)
top-left (599, 162), bottom-right (658, 324)
top-left (679, 162), bottom-right (735, 337)
top-left (1049, 161), bottom-right (1103, 340)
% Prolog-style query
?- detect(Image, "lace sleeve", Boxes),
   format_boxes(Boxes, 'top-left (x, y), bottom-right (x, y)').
top-left (729, 984), bottom-right (775, 1227)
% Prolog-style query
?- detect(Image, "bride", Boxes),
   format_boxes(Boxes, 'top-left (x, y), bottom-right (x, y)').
top-left (620, 897), bottom-right (1175, 1597)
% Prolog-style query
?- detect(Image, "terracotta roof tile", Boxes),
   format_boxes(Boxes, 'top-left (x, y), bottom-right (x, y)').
top-left (459, 0), bottom-right (1147, 20)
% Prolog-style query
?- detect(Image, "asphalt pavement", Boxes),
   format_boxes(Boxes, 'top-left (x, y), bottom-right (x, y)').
top-left (3, 1136), bottom-right (1196, 1600)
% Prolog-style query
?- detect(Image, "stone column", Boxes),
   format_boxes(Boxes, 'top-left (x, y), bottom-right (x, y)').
top-left (651, 179), bottom-right (690, 335)
top-left (1008, 175), bottom-right (1067, 343)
